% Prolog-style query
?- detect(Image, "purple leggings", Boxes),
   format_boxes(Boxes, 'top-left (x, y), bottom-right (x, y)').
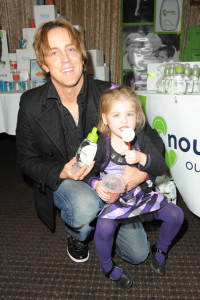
top-left (94, 202), bottom-right (184, 274)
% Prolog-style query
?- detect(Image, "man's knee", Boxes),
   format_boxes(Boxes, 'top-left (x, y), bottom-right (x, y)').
top-left (115, 222), bottom-right (150, 264)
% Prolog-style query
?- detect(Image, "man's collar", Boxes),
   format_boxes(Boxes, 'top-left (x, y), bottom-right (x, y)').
top-left (79, 71), bottom-right (87, 96)
top-left (41, 79), bottom-right (59, 106)
top-left (42, 71), bottom-right (87, 106)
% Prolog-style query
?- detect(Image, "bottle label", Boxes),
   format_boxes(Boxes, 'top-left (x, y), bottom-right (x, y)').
top-left (172, 79), bottom-right (186, 94)
top-left (76, 142), bottom-right (97, 167)
top-left (186, 79), bottom-right (193, 93)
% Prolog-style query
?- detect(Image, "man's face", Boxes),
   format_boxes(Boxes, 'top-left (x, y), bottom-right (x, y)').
top-left (42, 27), bottom-right (84, 91)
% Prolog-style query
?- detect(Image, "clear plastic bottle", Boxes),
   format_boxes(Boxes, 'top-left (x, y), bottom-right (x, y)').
top-left (159, 64), bottom-right (169, 93)
top-left (71, 127), bottom-right (98, 173)
top-left (166, 63), bottom-right (174, 93)
top-left (191, 65), bottom-right (200, 94)
top-left (184, 63), bottom-right (193, 94)
top-left (171, 64), bottom-right (186, 94)
top-left (158, 65), bottom-right (168, 94)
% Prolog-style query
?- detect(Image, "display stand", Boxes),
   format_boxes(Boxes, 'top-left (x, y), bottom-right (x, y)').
top-left (137, 91), bottom-right (200, 217)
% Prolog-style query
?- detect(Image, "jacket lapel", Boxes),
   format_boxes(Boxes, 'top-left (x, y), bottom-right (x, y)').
top-left (36, 100), bottom-right (67, 159)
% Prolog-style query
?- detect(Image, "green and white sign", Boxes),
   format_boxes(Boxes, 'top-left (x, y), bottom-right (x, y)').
top-left (138, 91), bottom-right (200, 217)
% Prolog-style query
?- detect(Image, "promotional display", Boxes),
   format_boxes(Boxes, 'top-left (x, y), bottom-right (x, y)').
top-left (122, 0), bottom-right (184, 89)
top-left (138, 92), bottom-right (200, 217)
top-left (156, 0), bottom-right (183, 33)
top-left (0, 30), bottom-right (12, 82)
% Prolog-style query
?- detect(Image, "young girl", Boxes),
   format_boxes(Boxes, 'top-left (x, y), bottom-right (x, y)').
top-left (84, 86), bottom-right (184, 289)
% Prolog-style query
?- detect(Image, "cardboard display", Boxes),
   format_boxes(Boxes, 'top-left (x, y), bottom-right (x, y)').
top-left (34, 5), bottom-right (57, 28)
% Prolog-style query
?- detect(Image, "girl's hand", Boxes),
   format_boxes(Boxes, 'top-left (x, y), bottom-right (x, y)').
top-left (121, 149), bottom-right (147, 166)
top-left (94, 180), bottom-right (111, 202)
top-left (124, 149), bottom-right (139, 165)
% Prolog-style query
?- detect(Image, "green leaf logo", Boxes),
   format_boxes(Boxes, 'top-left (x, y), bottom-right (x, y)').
top-left (152, 116), bottom-right (167, 136)
top-left (163, 9), bottom-right (167, 16)
top-left (153, 116), bottom-right (177, 168)
top-left (165, 149), bottom-right (178, 169)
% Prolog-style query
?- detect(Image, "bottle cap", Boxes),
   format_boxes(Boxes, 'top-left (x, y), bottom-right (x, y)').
top-left (87, 127), bottom-right (98, 143)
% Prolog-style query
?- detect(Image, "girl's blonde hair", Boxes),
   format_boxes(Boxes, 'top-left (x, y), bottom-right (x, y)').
top-left (33, 19), bottom-right (87, 71)
top-left (98, 85), bottom-right (146, 135)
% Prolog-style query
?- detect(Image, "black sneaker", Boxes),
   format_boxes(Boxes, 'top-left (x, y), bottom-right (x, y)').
top-left (67, 236), bottom-right (89, 263)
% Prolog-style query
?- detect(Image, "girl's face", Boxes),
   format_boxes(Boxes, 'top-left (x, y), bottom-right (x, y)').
top-left (102, 99), bottom-right (138, 140)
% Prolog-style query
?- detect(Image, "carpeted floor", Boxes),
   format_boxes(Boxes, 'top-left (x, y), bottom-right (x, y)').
top-left (0, 133), bottom-right (199, 300)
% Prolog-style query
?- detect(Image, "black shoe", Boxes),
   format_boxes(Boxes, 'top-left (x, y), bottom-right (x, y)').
top-left (105, 261), bottom-right (132, 289)
top-left (150, 244), bottom-right (167, 276)
top-left (67, 237), bottom-right (89, 263)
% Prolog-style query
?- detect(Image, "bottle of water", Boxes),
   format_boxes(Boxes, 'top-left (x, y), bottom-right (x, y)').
top-left (158, 64), bottom-right (168, 93)
top-left (166, 63), bottom-right (174, 94)
top-left (184, 63), bottom-right (193, 94)
top-left (172, 64), bottom-right (186, 94)
top-left (71, 127), bottom-right (98, 173)
top-left (192, 65), bottom-right (200, 94)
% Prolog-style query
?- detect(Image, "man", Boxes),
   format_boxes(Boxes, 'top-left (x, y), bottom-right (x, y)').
top-left (16, 19), bottom-right (150, 265)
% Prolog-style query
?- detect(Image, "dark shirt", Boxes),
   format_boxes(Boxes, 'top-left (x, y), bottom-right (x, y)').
top-left (56, 92), bottom-right (85, 161)
top-left (48, 75), bottom-right (90, 161)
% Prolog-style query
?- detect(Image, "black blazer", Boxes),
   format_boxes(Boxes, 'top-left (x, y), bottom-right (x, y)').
top-left (16, 74), bottom-right (111, 231)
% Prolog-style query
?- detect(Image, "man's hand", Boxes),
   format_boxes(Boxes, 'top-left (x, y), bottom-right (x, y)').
top-left (121, 166), bottom-right (147, 192)
top-left (59, 157), bottom-right (95, 181)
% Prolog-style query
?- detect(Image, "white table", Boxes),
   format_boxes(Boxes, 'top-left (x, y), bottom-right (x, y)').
top-left (0, 92), bottom-right (22, 135)
top-left (137, 91), bottom-right (200, 217)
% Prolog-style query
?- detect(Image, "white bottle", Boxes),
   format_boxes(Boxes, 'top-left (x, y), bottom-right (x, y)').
top-left (184, 63), bottom-right (193, 94)
top-left (192, 65), bottom-right (200, 94)
top-left (71, 127), bottom-right (98, 173)
top-left (160, 0), bottom-right (180, 32)
top-left (172, 64), bottom-right (186, 94)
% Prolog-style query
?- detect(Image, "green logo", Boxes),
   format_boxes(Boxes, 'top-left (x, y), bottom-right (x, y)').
top-left (152, 116), bottom-right (177, 169)
top-left (165, 149), bottom-right (178, 169)
top-left (152, 116), bottom-right (167, 136)
top-left (163, 9), bottom-right (167, 16)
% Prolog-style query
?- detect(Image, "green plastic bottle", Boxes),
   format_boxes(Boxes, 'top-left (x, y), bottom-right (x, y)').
top-left (72, 127), bottom-right (98, 173)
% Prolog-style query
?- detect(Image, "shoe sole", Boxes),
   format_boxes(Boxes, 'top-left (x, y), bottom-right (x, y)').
top-left (67, 247), bottom-right (89, 263)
